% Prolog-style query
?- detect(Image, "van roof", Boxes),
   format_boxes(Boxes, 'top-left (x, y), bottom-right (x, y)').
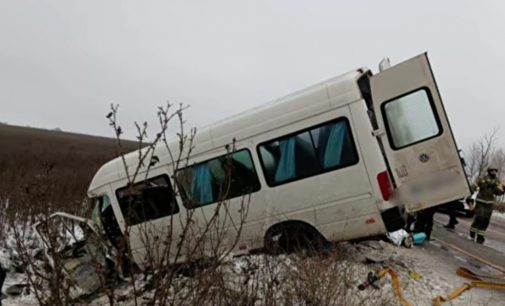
top-left (87, 69), bottom-right (368, 195)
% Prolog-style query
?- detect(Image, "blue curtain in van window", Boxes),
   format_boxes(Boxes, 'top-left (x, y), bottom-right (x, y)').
top-left (190, 164), bottom-right (214, 204)
top-left (274, 137), bottom-right (296, 182)
top-left (322, 122), bottom-right (347, 168)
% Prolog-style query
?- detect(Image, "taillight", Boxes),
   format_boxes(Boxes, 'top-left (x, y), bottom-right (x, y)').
top-left (377, 171), bottom-right (393, 201)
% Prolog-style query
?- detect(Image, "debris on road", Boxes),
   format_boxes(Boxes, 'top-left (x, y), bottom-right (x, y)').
top-left (386, 229), bottom-right (412, 247)
top-left (412, 232), bottom-right (427, 245)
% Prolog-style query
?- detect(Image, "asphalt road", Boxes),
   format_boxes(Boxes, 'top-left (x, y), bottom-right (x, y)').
top-left (432, 212), bottom-right (505, 273)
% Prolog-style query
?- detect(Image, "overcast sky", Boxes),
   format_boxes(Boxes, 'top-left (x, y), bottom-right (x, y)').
top-left (1, 1), bottom-right (504, 150)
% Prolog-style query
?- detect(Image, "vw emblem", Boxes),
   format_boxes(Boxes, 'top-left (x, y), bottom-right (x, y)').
top-left (419, 153), bottom-right (430, 163)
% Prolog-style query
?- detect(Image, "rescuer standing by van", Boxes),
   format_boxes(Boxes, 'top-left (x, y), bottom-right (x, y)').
top-left (470, 166), bottom-right (505, 244)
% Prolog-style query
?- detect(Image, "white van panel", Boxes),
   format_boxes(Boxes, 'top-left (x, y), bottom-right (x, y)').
top-left (370, 53), bottom-right (469, 212)
top-left (348, 100), bottom-right (394, 212)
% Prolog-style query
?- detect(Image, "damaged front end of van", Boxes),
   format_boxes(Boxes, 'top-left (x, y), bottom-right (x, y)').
top-left (34, 212), bottom-right (119, 299)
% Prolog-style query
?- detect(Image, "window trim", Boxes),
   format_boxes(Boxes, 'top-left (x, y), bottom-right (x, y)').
top-left (381, 87), bottom-right (443, 151)
top-left (175, 148), bottom-right (261, 209)
top-left (256, 117), bottom-right (360, 187)
top-left (115, 174), bottom-right (179, 226)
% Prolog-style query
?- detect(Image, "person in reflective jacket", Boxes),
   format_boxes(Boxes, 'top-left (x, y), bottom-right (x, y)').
top-left (469, 166), bottom-right (505, 244)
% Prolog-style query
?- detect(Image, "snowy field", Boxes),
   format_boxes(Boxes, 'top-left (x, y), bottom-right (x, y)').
top-left (2, 223), bottom-right (504, 306)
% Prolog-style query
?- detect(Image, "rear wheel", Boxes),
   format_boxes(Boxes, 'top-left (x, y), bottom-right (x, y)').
top-left (264, 223), bottom-right (327, 255)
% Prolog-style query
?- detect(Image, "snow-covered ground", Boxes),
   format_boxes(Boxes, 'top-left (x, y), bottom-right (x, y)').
top-left (1, 223), bottom-right (45, 306)
top-left (2, 227), bottom-right (505, 306)
top-left (493, 211), bottom-right (505, 221)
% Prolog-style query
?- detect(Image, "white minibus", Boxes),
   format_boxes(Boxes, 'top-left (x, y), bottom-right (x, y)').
top-left (87, 53), bottom-right (470, 266)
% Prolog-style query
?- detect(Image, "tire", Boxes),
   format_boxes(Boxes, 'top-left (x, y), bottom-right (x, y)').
top-left (264, 223), bottom-right (327, 255)
top-left (263, 227), bottom-right (287, 255)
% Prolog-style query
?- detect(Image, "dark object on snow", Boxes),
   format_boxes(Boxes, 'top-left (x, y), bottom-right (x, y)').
top-left (364, 255), bottom-right (388, 264)
top-left (358, 271), bottom-right (382, 290)
top-left (33, 248), bottom-right (45, 261)
top-left (11, 262), bottom-right (25, 274)
top-left (5, 283), bottom-right (28, 296)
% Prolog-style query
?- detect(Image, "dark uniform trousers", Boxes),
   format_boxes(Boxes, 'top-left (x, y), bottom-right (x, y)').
top-left (470, 201), bottom-right (493, 243)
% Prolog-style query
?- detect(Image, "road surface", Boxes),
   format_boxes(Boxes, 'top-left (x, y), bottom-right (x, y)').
top-left (433, 211), bottom-right (505, 273)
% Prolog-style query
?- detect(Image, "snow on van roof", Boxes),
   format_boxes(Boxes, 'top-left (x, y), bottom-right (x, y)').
top-left (87, 69), bottom-right (368, 194)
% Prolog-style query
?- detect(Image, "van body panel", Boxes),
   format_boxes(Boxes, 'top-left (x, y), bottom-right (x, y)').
top-left (370, 53), bottom-right (469, 212)
top-left (251, 105), bottom-right (383, 240)
top-left (319, 212), bottom-right (385, 242)
top-left (87, 71), bottom-right (367, 194)
top-left (347, 100), bottom-right (394, 212)
top-left (84, 53), bottom-right (466, 268)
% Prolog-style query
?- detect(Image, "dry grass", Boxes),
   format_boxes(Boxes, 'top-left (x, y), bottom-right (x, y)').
top-left (0, 124), bottom-right (137, 227)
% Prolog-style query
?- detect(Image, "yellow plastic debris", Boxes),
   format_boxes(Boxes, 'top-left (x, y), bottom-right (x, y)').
top-left (409, 271), bottom-right (422, 281)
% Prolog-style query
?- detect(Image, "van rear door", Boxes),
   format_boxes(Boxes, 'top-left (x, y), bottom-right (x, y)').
top-left (370, 53), bottom-right (469, 212)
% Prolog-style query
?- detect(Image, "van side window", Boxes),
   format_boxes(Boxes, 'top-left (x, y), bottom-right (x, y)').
top-left (382, 88), bottom-right (441, 149)
top-left (175, 150), bottom-right (261, 208)
top-left (116, 175), bottom-right (179, 226)
top-left (258, 118), bottom-right (358, 186)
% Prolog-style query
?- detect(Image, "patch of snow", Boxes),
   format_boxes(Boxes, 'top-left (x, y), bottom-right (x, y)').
top-left (82, 240), bottom-right (505, 305)
top-left (493, 211), bottom-right (505, 221)
top-left (2, 219), bottom-right (505, 305)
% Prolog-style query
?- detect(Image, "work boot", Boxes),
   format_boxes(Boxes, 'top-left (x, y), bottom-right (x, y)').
top-left (444, 224), bottom-right (455, 231)
top-left (476, 235), bottom-right (485, 245)
top-left (469, 231), bottom-right (476, 241)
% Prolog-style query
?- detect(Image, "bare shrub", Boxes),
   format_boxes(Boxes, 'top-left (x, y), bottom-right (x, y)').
top-left (464, 128), bottom-right (505, 180)
top-left (104, 103), bottom-right (256, 305)
top-left (135, 250), bottom-right (394, 306)
top-left (465, 129), bottom-right (498, 181)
